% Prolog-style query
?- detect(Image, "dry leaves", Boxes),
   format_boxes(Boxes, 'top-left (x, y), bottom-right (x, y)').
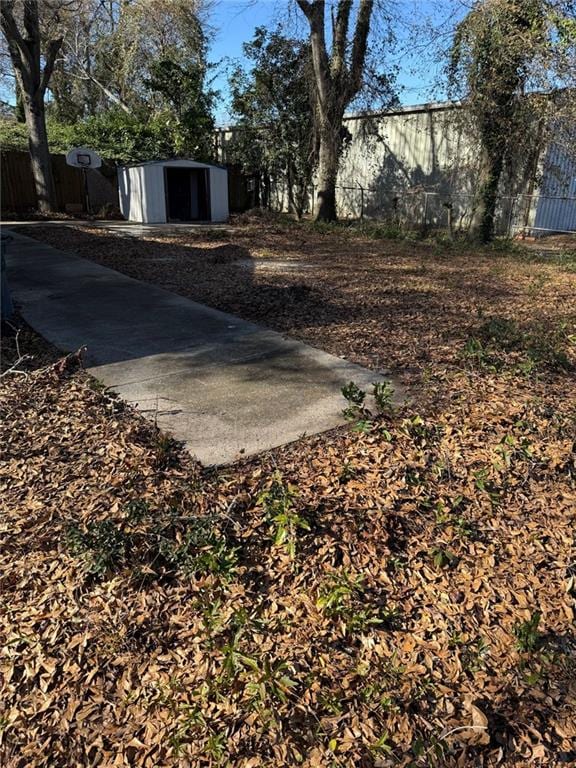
top-left (2, 219), bottom-right (576, 766)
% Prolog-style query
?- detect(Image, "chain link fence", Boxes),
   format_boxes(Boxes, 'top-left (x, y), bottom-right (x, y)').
top-left (309, 185), bottom-right (576, 238)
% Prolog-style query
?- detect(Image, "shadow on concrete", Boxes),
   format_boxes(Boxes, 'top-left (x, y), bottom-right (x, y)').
top-left (9, 223), bottom-right (517, 351)
top-left (6, 229), bottom-right (396, 464)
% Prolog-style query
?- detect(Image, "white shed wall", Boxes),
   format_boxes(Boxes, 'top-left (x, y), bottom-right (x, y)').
top-left (141, 164), bottom-right (166, 223)
top-left (209, 167), bottom-right (229, 221)
top-left (118, 167), bottom-right (130, 220)
top-left (118, 166), bottom-right (148, 222)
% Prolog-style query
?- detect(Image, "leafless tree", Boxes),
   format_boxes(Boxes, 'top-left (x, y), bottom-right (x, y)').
top-left (295, 0), bottom-right (375, 221)
top-left (0, 1), bottom-right (71, 211)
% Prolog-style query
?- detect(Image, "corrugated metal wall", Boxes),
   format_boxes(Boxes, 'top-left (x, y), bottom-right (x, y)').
top-left (215, 104), bottom-right (576, 233)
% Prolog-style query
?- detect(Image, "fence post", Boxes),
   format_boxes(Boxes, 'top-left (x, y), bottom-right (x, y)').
top-left (507, 195), bottom-right (516, 238)
top-left (359, 184), bottom-right (364, 220)
top-left (422, 191), bottom-right (429, 232)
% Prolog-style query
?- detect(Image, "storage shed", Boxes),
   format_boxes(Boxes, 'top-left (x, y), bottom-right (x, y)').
top-left (118, 159), bottom-right (229, 224)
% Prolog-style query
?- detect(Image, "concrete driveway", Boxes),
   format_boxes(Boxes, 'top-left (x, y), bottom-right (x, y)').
top-left (5, 230), bottom-right (397, 464)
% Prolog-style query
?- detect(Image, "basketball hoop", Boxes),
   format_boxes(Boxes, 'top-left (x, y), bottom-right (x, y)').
top-left (65, 148), bottom-right (102, 215)
top-left (66, 147), bottom-right (102, 169)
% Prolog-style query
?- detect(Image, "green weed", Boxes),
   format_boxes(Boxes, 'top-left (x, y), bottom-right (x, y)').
top-left (360, 681), bottom-right (400, 713)
top-left (244, 657), bottom-right (297, 707)
top-left (372, 381), bottom-right (395, 412)
top-left (478, 316), bottom-right (523, 350)
top-left (159, 519), bottom-right (238, 579)
top-left (369, 731), bottom-right (393, 757)
top-left (66, 508), bottom-right (238, 582)
top-left (339, 461), bottom-right (357, 483)
top-left (461, 636), bottom-right (491, 673)
top-left (317, 572), bottom-right (400, 632)
top-left (125, 499), bottom-right (151, 524)
top-left (259, 474), bottom-right (309, 558)
top-left (153, 433), bottom-right (180, 469)
top-left (473, 467), bottom-right (502, 507)
top-left (514, 611), bottom-right (543, 652)
top-left (430, 547), bottom-right (458, 570)
top-left (463, 336), bottom-right (502, 370)
top-left (65, 520), bottom-right (127, 576)
top-left (341, 381), bottom-right (366, 420)
top-left (468, 315), bottom-right (574, 373)
top-left (352, 418), bottom-right (373, 433)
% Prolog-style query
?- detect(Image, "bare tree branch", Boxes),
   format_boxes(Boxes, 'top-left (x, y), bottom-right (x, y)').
top-left (331, 0), bottom-right (352, 83)
top-left (40, 36), bottom-right (63, 95)
top-left (347, 0), bottom-right (373, 99)
top-left (62, 54), bottom-right (132, 113)
top-left (295, 0), bottom-right (313, 20)
top-left (0, 3), bottom-right (27, 77)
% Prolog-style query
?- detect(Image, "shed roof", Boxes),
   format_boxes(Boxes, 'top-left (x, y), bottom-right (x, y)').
top-left (120, 158), bottom-right (227, 170)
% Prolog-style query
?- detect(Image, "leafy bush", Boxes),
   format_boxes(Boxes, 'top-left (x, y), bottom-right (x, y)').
top-left (0, 118), bottom-right (76, 155)
top-left (71, 109), bottom-right (176, 162)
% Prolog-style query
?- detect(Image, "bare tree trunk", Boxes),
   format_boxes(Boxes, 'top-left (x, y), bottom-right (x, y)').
top-left (1, 1), bottom-right (62, 214)
top-left (22, 94), bottom-right (56, 213)
top-left (316, 126), bottom-right (340, 221)
top-left (296, 0), bottom-right (374, 223)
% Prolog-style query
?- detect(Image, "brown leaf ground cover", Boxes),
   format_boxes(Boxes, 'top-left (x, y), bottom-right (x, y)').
top-left (2, 219), bottom-right (576, 767)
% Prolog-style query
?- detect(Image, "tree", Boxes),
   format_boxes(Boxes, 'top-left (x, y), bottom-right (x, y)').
top-left (229, 27), bottom-right (315, 218)
top-left (295, 0), bottom-right (380, 221)
top-left (1, 1), bottom-right (66, 211)
top-left (449, 0), bottom-right (576, 242)
top-left (145, 56), bottom-right (215, 160)
top-left (56, 0), bottom-right (208, 119)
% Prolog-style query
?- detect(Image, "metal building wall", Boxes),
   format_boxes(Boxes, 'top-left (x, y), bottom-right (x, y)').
top-left (215, 103), bottom-right (575, 234)
top-left (532, 142), bottom-right (576, 233)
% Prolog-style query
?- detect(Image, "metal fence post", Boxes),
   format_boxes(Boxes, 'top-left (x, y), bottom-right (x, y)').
top-left (359, 184), bottom-right (364, 220)
top-left (422, 191), bottom-right (429, 231)
top-left (507, 195), bottom-right (516, 238)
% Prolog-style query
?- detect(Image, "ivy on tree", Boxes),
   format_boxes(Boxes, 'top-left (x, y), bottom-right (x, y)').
top-left (449, 0), bottom-right (576, 243)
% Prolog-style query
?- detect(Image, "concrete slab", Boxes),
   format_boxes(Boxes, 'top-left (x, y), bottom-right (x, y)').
top-left (4, 230), bottom-right (398, 465)
top-left (2, 220), bottom-right (233, 238)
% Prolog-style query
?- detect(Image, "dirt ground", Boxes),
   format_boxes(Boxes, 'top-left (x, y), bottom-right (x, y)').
top-left (2, 217), bottom-right (576, 767)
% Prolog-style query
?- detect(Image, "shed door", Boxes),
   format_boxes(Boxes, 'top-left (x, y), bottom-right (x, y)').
top-left (165, 167), bottom-right (210, 222)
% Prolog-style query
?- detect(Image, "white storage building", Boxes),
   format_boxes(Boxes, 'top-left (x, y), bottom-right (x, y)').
top-left (118, 159), bottom-right (229, 224)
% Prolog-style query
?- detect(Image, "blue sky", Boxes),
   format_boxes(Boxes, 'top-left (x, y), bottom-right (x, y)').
top-left (1, 0), bottom-right (461, 123)
top-left (208, 0), bottom-right (461, 125)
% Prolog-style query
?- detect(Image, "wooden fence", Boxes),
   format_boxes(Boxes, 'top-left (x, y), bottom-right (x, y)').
top-left (1, 150), bottom-right (85, 213)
